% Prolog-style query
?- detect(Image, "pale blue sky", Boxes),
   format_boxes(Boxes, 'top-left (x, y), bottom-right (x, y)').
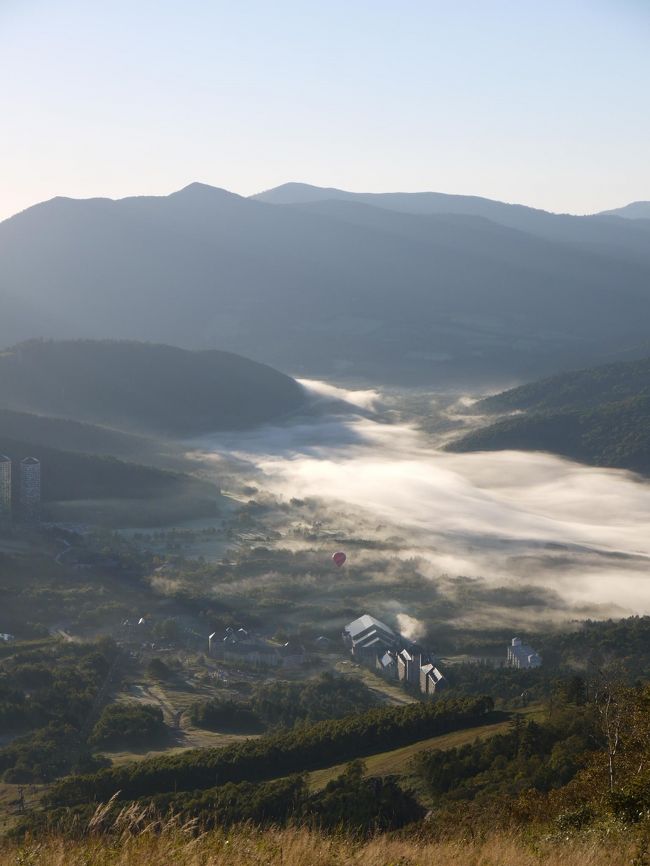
top-left (1, 0), bottom-right (648, 220)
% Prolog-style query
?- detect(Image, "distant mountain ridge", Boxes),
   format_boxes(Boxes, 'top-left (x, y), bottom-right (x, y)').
top-left (448, 356), bottom-right (650, 475)
top-left (253, 182), bottom-right (650, 251)
top-left (598, 201), bottom-right (650, 220)
top-left (3, 183), bottom-right (650, 385)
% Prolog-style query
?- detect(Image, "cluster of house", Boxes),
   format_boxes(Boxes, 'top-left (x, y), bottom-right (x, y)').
top-left (343, 614), bottom-right (447, 696)
top-left (208, 626), bottom-right (308, 668)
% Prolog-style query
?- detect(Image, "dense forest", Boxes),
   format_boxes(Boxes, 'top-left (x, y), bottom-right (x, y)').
top-left (25, 763), bottom-right (424, 837)
top-left (449, 356), bottom-right (650, 474)
top-left (17, 677), bottom-right (650, 846)
top-left (0, 340), bottom-right (305, 435)
top-left (89, 703), bottom-right (167, 749)
top-left (48, 696), bottom-right (494, 806)
top-left (0, 639), bottom-right (119, 782)
top-left (189, 672), bottom-right (379, 733)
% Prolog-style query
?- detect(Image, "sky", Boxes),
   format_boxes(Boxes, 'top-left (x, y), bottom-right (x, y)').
top-left (1, 0), bottom-right (649, 221)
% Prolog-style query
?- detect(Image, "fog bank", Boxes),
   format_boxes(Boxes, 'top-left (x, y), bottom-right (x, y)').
top-left (193, 381), bottom-right (650, 618)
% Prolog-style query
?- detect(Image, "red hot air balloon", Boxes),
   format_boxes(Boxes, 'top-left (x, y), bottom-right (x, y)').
top-left (332, 551), bottom-right (346, 567)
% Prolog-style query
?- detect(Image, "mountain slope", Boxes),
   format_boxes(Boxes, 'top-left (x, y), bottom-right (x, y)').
top-left (448, 357), bottom-right (650, 474)
top-left (3, 184), bottom-right (650, 384)
top-left (0, 408), bottom-right (156, 460)
top-left (0, 433), bottom-right (214, 506)
top-left (477, 357), bottom-right (650, 413)
top-left (253, 183), bottom-right (650, 257)
top-left (0, 340), bottom-right (306, 435)
top-left (599, 201), bottom-right (650, 220)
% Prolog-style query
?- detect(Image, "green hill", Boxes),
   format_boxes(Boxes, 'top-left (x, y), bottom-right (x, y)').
top-left (0, 408), bottom-right (155, 460)
top-left (0, 340), bottom-right (305, 436)
top-left (448, 357), bottom-right (650, 474)
top-left (0, 409), bottom-right (220, 526)
top-left (0, 434), bottom-right (215, 507)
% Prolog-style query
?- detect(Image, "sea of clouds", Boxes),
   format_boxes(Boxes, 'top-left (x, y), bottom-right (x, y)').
top-left (192, 380), bottom-right (650, 618)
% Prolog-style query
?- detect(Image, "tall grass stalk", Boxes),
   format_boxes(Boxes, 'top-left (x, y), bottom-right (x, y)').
top-left (0, 815), bottom-right (642, 866)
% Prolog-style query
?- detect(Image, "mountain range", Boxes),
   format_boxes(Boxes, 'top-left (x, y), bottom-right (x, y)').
top-left (3, 183), bottom-right (650, 385)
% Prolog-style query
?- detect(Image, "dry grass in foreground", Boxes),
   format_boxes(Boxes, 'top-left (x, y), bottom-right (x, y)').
top-left (0, 825), bottom-right (641, 866)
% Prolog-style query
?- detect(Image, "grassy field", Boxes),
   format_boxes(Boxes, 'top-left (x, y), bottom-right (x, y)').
top-left (0, 782), bottom-right (47, 835)
top-left (105, 649), bottom-right (414, 769)
top-left (333, 659), bottom-right (418, 706)
top-left (308, 703), bottom-right (544, 790)
top-left (105, 672), bottom-right (260, 765)
top-left (308, 719), bottom-right (510, 790)
top-left (0, 824), bottom-right (638, 866)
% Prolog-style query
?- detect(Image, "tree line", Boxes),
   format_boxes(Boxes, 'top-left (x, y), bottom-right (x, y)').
top-left (49, 695), bottom-right (494, 806)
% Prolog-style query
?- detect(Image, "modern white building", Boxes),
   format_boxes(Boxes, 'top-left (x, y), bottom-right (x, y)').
top-left (397, 648), bottom-right (422, 685)
top-left (343, 614), bottom-right (398, 659)
top-left (0, 455), bottom-right (11, 521)
top-left (420, 663), bottom-right (447, 695)
top-left (507, 637), bottom-right (541, 669)
top-left (20, 457), bottom-right (41, 521)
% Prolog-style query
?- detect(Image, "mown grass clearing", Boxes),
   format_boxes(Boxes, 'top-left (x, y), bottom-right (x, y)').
top-left (333, 660), bottom-right (418, 706)
top-left (308, 703), bottom-right (544, 790)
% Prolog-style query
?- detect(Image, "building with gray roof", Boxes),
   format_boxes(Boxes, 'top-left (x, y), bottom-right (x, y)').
top-left (343, 614), bottom-right (398, 659)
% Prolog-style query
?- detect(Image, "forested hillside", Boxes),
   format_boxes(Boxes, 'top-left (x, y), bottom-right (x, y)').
top-left (48, 696), bottom-right (493, 805)
top-left (0, 434), bottom-right (214, 505)
top-left (0, 409), bottom-right (154, 460)
top-left (0, 340), bottom-right (305, 435)
top-left (479, 357), bottom-right (650, 413)
top-left (449, 357), bottom-right (650, 474)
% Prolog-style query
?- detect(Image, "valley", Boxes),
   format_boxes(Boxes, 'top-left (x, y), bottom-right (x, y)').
top-left (4, 3), bottom-right (650, 860)
top-left (4, 342), bottom-right (650, 840)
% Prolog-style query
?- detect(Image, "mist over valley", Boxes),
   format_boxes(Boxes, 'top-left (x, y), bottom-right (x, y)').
top-left (5, 3), bottom-right (650, 858)
top-left (191, 377), bottom-right (650, 626)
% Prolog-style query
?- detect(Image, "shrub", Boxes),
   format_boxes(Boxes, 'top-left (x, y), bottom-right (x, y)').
top-left (90, 703), bottom-right (166, 749)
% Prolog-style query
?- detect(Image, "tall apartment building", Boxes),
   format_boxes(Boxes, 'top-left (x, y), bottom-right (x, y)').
top-left (19, 457), bottom-right (41, 521)
top-left (0, 455), bottom-right (11, 521)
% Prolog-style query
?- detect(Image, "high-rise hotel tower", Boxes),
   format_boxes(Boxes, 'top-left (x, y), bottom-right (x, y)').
top-left (20, 457), bottom-right (41, 521)
top-left (0, 455), bottom-right (11, 521)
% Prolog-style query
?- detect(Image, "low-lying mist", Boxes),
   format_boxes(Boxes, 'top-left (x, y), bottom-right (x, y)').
top-left (191, 380), bottom-right (650, 621)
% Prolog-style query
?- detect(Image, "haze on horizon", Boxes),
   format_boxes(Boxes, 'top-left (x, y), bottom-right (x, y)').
top-left (1, 0), bottom-right (649, 223)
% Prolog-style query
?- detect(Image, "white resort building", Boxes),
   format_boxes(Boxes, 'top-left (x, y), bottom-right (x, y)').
top-left (507, 637), bottom-right (541, 669)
